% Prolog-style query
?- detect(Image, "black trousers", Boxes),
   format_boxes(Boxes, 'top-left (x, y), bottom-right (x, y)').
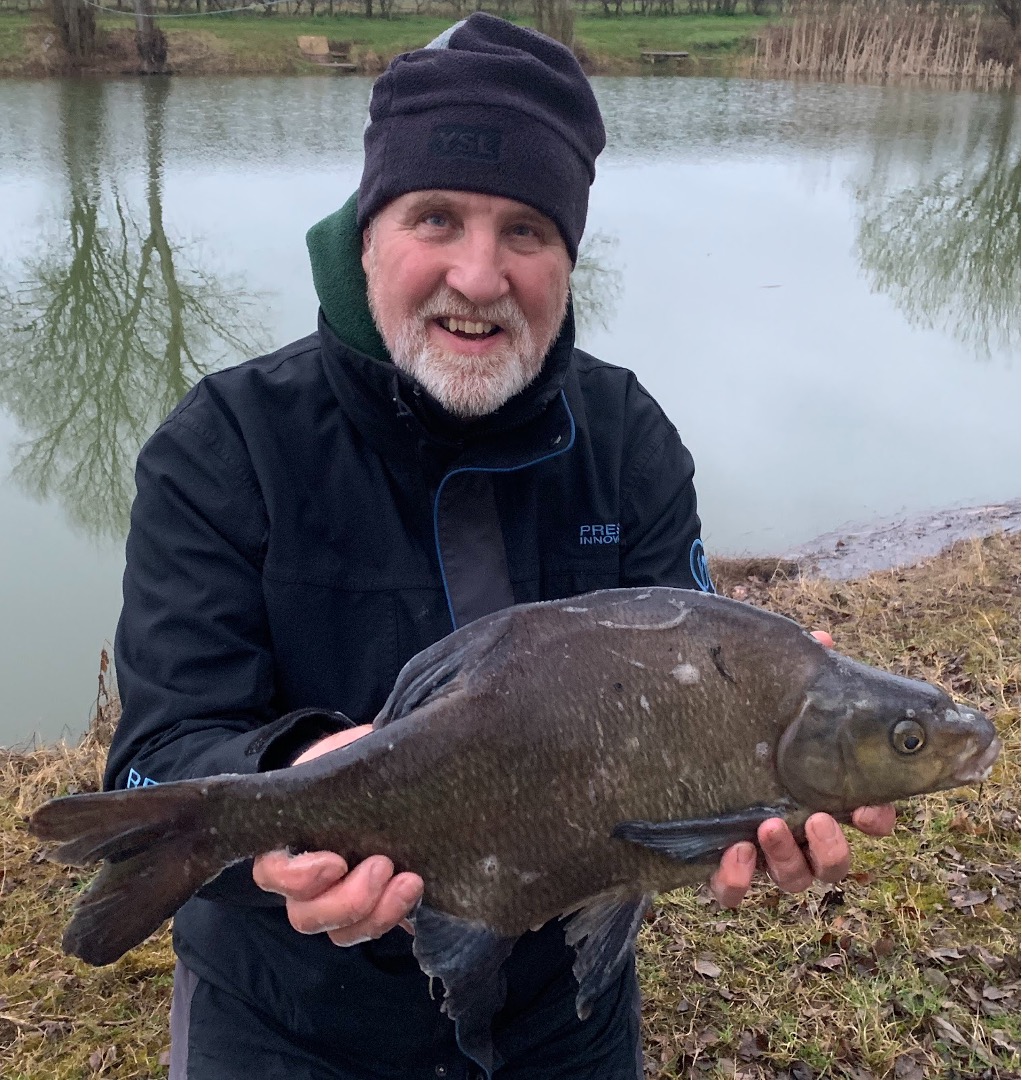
top-left (169, 960), bottom-right (643, 1080)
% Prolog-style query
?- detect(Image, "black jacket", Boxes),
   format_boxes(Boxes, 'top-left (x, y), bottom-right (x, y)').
top-left (107, 306), bottom-right (710, 1078)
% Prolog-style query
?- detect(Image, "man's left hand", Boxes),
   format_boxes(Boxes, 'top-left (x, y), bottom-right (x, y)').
top-left (709, 805), bottom-right (897, 907)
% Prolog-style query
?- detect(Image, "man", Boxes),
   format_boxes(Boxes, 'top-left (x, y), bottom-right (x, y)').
top-left (106, 14), bottom-right (893, 1079)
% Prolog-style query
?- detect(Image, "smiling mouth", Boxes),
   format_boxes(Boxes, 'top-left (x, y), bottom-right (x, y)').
top-left (436, 317), bottom-right (502, 340)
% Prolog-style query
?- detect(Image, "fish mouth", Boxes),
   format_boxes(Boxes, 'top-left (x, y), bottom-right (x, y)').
top-left (955, 735), bottom-right (1002, 783)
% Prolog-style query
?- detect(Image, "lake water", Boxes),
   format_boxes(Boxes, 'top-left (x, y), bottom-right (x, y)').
top-left (0, 76), bottom-right (1018, 744)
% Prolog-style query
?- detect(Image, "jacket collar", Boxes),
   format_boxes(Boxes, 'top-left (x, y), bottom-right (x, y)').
top-left (307, 192), bottom-right (578, 459)
top-left (306, 192), bottom-right (389, 363)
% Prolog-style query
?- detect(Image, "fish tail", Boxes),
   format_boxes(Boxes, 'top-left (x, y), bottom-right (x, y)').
top-left (29, 780), bottom-right (237, 966)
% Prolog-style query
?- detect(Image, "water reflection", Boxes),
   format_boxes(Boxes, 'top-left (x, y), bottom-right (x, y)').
top-left (854, 92), bottom-right (1020, 358)
top-left (0, 79), bottom-right (264, 542)
top-left (572, 231), bottom-right (622, 335)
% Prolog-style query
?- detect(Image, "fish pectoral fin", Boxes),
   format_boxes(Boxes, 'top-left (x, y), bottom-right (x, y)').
top-left (563, 892), bottom-right (651, 1021)
top-left (411, 905), bottom-right (516, 1078)
top-left (612, 804), bottom-right (793, 862)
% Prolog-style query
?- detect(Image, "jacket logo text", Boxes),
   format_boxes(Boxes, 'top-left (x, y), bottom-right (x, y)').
top-left (580, 524), bottom-right (620, 545)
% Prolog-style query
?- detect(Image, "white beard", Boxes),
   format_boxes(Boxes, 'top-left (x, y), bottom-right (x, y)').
top-left (366, 267), bottom-right (567, 419)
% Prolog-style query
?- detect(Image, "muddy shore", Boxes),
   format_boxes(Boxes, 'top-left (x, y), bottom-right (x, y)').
top-left (789, 500), bottom-right (1021, 580)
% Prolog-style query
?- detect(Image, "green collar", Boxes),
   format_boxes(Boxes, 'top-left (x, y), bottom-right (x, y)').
top-left (305, 192), bottom-right (390, 363)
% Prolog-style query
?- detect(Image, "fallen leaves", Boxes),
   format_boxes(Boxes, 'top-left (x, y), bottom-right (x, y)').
top-left (921, 967), bottom-right (949, 992)
top-left (948, 886), bottom-right (990, 910)
top-left (893, 1052), bottom-right (927, 1080)
top-left (736, 1029), bottom-right (767, 1060)
top-left (813, 952), bottom-right (845, 971)
top-left (693, 956), bottom-right (722, 979)
top-left (990, 1029), bottom-right (1020, 1053)
top-left (930, 1014), bottom-right (970, 1047)
top-left (87, 1044), bottom-right (118, 1073)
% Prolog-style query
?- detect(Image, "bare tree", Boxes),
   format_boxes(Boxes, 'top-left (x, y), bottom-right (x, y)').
top-left (534, 0), bottom-right (573, 45)
top-left (48, 0), bottom-right (96, 66)
top-left (134, 0), bottom-right (168, 73)
top-left (0, 81), bottom-right (264, 540)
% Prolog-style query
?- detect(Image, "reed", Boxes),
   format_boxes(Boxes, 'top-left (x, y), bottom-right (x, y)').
top-left (749, 0), bottom-right (1016, 87)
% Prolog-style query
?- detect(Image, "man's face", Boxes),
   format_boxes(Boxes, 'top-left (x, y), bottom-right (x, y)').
top-left (362, 190), bottom-right (572, 418)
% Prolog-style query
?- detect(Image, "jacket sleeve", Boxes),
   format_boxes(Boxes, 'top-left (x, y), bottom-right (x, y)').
top-left (106, 388), bottom-right (351, 903)
top-left (618, 385), bottom-right (715, 594)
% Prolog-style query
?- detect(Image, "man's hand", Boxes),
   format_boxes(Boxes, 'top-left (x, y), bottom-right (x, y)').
top-left (709, 806), bottom-right (897, 907)
top-left (252, 725), bottom-right (424, 946)
top-left (709, 628), bottom-right (896, 907)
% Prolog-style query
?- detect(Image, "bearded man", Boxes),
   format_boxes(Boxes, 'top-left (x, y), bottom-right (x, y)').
top-left (105, 14), bottom-right (893, 1079)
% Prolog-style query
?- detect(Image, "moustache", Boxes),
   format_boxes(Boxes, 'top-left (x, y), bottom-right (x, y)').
top-left (416, 288), bottom-right (529, 334)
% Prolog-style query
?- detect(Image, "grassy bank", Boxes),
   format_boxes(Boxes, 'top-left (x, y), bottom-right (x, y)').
top-left (0, 10), bottom-right (767, 76)
top-left (1, 532), bottom-right (1018, 1078)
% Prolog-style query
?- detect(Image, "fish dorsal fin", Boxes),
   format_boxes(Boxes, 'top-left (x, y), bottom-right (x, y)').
top-left (374, 611), bottom-right (514, 728)
top-left (563, 891), bottom-right (651, 1020)
top-left (411, 905), bottom-right (516, 1077)
top-left (612, 804), bottom-right (794, 862)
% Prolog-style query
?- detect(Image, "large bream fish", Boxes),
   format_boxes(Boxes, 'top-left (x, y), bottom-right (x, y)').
top-left (31, 588), bottom-right (1000, 1073)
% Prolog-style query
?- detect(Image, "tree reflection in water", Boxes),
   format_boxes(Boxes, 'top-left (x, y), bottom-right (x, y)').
top-left (854, 93), bottom-right (1020, 359)
top-left (571, 231), bottom-right (622, 337)
top-left (0, 79), bottom-right (265, 542)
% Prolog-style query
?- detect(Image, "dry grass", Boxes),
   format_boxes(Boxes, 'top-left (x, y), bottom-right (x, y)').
top-left (1, 684), bottom-right (177, 1079)
top-left (748, 0), bottom-right (1016, 87)
top-left (1, 533), bottom-right (1018, 1078)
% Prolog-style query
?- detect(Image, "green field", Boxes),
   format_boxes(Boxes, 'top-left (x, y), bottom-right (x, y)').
top-left (0, 9), bottom-right (769, 76)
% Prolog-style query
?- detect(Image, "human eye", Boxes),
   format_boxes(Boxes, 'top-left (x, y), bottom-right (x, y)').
top-left (415, 207), bottom-right (455, 233)
top-left (506, 220), bottom-right (550, 253)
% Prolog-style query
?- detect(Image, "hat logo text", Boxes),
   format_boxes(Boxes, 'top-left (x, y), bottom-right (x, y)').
top-left (429, 125), bottom-right (502, 164)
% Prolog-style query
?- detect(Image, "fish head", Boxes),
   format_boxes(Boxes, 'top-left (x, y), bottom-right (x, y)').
top-left (776, 652), bottom-right (1000, 814)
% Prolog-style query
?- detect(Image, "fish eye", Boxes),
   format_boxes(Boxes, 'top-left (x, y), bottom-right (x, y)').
top-left (891, 719), bottom-right (926, 754)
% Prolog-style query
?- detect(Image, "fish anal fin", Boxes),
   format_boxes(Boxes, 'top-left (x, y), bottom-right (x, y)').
top-left (564, 892), bottom-right (651, 1021)
top-left (411, 905), bottom-right (516, 1078)
top-left (612, 804), bottom-right (795, 862)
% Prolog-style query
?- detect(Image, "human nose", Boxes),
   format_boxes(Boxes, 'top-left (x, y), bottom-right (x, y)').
top-left (444, 231), bottom-right (509, 306)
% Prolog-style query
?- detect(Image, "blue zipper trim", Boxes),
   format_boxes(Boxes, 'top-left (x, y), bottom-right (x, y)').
top-left (433, 389), bottom-right (577, 630)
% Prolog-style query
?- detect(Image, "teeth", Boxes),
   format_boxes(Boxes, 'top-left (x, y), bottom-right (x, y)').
top-left (440, 318), bottom-right (495, 336)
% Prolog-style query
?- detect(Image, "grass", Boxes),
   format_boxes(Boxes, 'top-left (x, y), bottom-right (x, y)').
top-left (577, 11), bottom-right (766, 58)
top-left (0, 9), bottom-right (767, 76)
top-left (0, 11), bottom-right (30, 66)
top-left (1, 532), bottom-right (1019, 1078)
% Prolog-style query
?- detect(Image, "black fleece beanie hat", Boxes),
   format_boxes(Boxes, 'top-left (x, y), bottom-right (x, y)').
top-left (356, 13), bottom-right (606, 264)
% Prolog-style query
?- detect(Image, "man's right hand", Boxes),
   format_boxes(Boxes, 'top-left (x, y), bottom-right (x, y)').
top-left (252, 725), bottom-right (424, 946)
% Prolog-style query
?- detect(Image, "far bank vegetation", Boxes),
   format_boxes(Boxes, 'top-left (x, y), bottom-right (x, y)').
top-left (0, 0), bottom-right (1016, 83)
top-left (748, 0), bottom-right (1017, 87)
